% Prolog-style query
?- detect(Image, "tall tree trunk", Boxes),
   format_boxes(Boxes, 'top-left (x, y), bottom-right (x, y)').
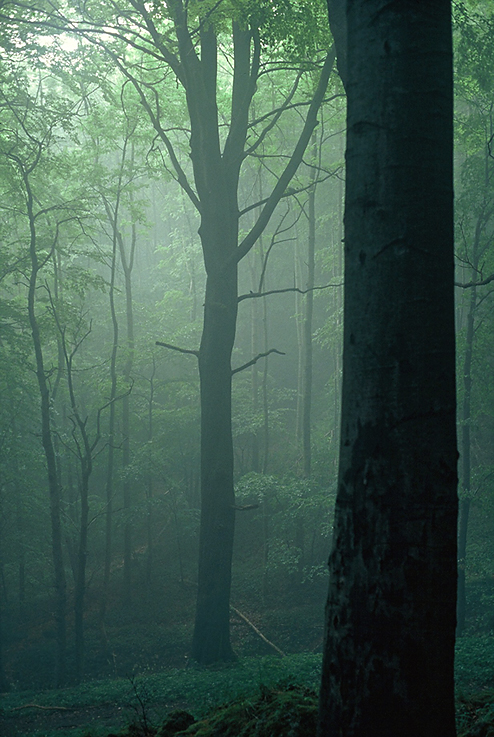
top-left (0, 496), bottom-right (8, 691)
top-left (192, 258), bottom-right (238, 663)
top-left (301, 134), bottom-right (317, 477)
top-left (319, 2), bottom-right (457, 735)
top-left (457, 287), bottom-right (476, 635)
top-left (99, 196), bottom-right (120, 656)
top-left (156, 10), bottom-right (334, 663)
top-left (65, 354), bottom-right (92, 684)
top-left (146, 360), bottom-right (156, 592)
top-left (25, 172), bottom-right (67, 688)
top-left (457, 223), bottom-right (483, 635)
top-left (119, 219), bottom-right (136, 605)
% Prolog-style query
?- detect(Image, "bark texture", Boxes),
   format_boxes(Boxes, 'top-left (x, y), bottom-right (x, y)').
top-left (319, 2), bottom-right (458, 735)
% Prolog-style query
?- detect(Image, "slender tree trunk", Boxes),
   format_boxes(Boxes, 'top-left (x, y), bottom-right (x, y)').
top-left (146, 360), bottom-right (156, 592)
top-left (11, 413), bottom-right (26, 607)
top-left (302, 134), bottom-right (317, 477)
top-left (0, 495), bottom-right (8, 691)
top-left (25, 173), bottom-right (66, 688)
top-left (319, 2), bottom-right (457, 735)
top-left (457, 298), bottom-right (475, 634)
top-left (99, 200), bottom-right (120, 656)
top-left (457, 231), bottom-right (481, 635)
top-left (0, 575), bottom-right (8, 692)
top-left (119, 220), bottom-right (136, 605)
top-left (250, 293), bottom-right (261, 473)
top-left (74, 467), bottom-right (90, 682)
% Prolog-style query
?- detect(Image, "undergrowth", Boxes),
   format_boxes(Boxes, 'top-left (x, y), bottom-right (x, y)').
top-left (2, 643), bottom-right (494, 736)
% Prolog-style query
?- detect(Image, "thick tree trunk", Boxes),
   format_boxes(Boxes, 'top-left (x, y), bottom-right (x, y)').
top-left (192, 260), bottom-right (238, 663)
top-left (319, 2), bottom-right (457, 736)
top-left (168, 9), bottom-right (333, 663)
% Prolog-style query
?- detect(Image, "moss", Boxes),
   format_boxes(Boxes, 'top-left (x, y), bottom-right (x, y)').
top-left (175, 684), bottom-right (317, 737)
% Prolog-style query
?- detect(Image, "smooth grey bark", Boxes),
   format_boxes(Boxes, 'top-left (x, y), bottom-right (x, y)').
top-left (319, 2), bottom-right (458, 735)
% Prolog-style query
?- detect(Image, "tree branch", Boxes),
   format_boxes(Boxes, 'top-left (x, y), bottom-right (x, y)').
top-left (238, 283), bottom-right (343, 303)
top-left (230, 605), bottom-right (285, 657)
top-left (156, 341), bottom-right (199, 358)
top-left (232, 348), bottom-right (285, 376)
top-left (455, 273), bottom-right (494, 288)
top-left (232, 46), bottom-right (336, 266)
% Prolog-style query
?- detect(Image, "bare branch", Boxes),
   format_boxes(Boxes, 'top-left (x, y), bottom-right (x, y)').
top-left (455, 273), bottom-right (494, 288)
top-left (233, 46), bottom-right (336, 266)
top-left (230, 605), bottom-right (285, 657)
top-left (238, 283), bottom-right (343, 303)
top-left (239, 170), bottom-right (338, 218)
top-left (156, 341), bottom-right (199, 358)
top-left (232, 348), bottom-right (285, 376)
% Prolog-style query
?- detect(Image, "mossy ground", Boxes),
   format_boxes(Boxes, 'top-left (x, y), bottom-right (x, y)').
top-left (2, 642), bottom-right (494, 736)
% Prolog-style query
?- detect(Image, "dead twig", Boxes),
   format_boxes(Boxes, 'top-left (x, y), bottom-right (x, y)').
top-left (11, 704), bottom-right (69, 711)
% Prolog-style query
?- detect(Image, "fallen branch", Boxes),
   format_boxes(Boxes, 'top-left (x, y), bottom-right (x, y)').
top-left (231, 605), bottom-right (286, 657)
top-left (11, 704), bottom-right (69, 711)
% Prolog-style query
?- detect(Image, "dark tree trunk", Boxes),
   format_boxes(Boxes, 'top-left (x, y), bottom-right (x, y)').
top-left (119, 221), bottom-right (136, 605)
top-left (124, 3), bottom-right (334, 662)
top-left (74, 464), bottom-right (90, 683)
top-left (301, 135), bottom-right (317, 477)
top-left (456, 284), bottom-right (476, 635)
top-left (99, 195), bottom-right (120, 657)
top-left (25, 172), bottom-right (67, 688)
top-left (192, 257), bottom-right (238, 663)
top-left (457, 218), bottom-right (483, 635)
top-left (145, 360), bottom-right (156, 592)
top-left (187, 20), bottom-right (243, 663)
top-left (319, 2), bottom-right (458, 736)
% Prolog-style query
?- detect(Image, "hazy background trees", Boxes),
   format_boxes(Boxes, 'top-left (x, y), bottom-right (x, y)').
top-left (0, 0), bottom-right (492, 692)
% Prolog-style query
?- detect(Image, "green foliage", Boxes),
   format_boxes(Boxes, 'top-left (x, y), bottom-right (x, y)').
top-left (173, 683), bottom-right (317, 737)
top-left (2, 646), bottom-right (494, 736)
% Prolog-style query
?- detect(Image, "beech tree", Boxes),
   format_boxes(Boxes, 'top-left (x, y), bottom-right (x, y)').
top-left (44, 0), bottom-right (337, 663)
top-left (318, 1), bottom-right (458, 735)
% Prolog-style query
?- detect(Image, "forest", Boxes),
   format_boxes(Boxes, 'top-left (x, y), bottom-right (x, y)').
top-left (0, 0), bottom-right (493, 735)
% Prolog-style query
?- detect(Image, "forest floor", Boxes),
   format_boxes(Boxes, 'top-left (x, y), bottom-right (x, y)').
top-left (2, 579), bottom-right (494, 736)
top-left (1, 643), bottom-right (494, 737)
top-left (0, 700), bottom-right (130, 736)
top-left (0, 654), bottom-right (322, 737)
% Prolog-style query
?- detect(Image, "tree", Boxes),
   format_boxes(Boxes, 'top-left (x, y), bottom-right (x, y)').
top-left (318, 1), bottom-right (458, 735)
top-left (453, 1), bottom-right (494, 635)
top-left (66, 0), bottom-right (335, 663)
top-left (0, 67), bottom-right (70, 686)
